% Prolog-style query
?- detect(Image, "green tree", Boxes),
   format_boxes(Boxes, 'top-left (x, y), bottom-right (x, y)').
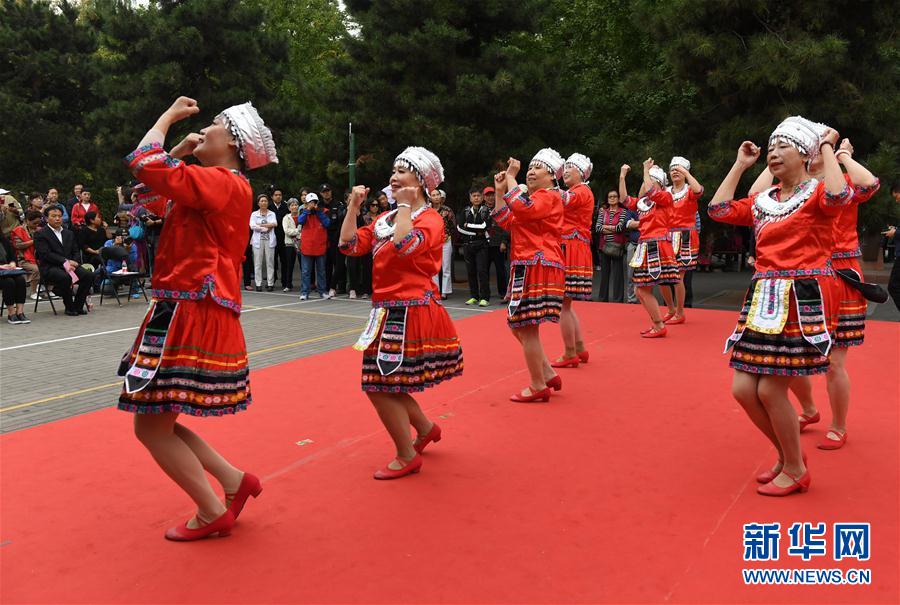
top-left (330, 0), bottom-right (573, 205)
top-left (0, 0), bottom-right (99, 193)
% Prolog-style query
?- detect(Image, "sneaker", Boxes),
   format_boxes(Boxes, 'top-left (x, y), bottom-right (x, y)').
top-left (299, 294), bottom-right (308, 300)
top-left (7, 315), bottom-right (21, 324)
top-left (328, 289), bottom-right (336, 297)
top-left (283, 287), bottom-right (290, 292)
top-left (30, 293), bottom-right (39, 300)
top-left (16, 313), bottom-right (30, 324)
top-left (478, 299), bottom-right (489, 307)
top-left (465, 297), bottom-right (478, 305)
top-left (361, 293), bottom-right (370, 299)
top-left (348, 290), bottom-right (357, 299)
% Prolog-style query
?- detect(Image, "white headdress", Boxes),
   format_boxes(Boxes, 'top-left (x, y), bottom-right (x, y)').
top-left (393, 147), bottom-right (444, 193)
top-left (530, 148), bottom-right (565, 180)
top-left (769, 116), bottom-right (828, 161)
top-left (216, 102), bottom-right (278, 170)
top-left (669, 156), bottom-right (691, 172)
top-left (649, 165), bottom-right (668, 187)
top-left (565, 153), bottom-right (593, 181)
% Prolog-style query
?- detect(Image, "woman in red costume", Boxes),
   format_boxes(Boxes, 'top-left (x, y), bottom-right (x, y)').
top-left (491, 150), bottom-right (566, 402)
top-left (748, 135), bottom-right (879, 451)
top-left (658, 156), bottom-right (703, 325)
top-left (551, 153), bottom-right (595, 368)
top-left (339, 147), bottom-right (463, 480)
top-left (708, 116), bottom-right (852, 496)
top-left (119, 97), bottom-right (277, 539)
top-left (619, 159), bottom-right (681, 337)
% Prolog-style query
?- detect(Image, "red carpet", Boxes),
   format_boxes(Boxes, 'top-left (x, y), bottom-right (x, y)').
top-left (1, 304), bottom-right (898, 604)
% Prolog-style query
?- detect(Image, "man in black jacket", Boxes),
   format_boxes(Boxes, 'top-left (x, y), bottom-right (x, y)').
top-left (270, 188), bottom-right (291, 290)
top-left (483, 186), bottom-right (510, 298)
top-left (457, 186), bottom-right (492, 306)
top-left (34, 206), bottom-right (94, 315)
top-left (321, 184), bottom-right (348, 296)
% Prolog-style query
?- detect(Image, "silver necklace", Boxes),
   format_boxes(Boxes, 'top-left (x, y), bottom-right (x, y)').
top-left (754, 178), bottom-right (818, 221)
top-left (373, 204), bottom-right (429, 240)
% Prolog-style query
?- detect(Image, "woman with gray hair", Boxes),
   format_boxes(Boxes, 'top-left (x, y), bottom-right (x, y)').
top-left (429, 187), bottom-right (455, 297)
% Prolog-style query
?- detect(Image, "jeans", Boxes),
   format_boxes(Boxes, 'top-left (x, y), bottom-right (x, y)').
top-left (434, 239), bottom-right (453, 294)
top-left (625, 242), bottom-right (638, 303)
top-left (598, 251), bottom-right (625, 303)
top-left (301, 254), bottom-right (327, 296)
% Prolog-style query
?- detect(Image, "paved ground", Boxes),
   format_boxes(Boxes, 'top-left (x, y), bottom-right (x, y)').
top-left (1, 261), bottom-right (896, 433)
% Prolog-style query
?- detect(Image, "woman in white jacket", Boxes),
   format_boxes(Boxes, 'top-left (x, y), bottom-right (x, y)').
top-left (249, 194), bottom-right (278, 291)
top-left (281, 198), bottom-right (301, 291)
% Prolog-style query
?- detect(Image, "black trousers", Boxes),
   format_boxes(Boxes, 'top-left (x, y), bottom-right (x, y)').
top-left (326, 244), bottom-right (347, 292)
top-left (273, 238), bottom-right (284, 283)
top-left (1, 274), bottom-right (27, 307)
top-left (683, 269), bottom-right (694, 307)
top-left (42, 265), bottom-right (93, 311)
top-left (598, 251), bottom-right (625, 302)
top-left (361, 254), bottom-right (373, 295)
top-left (463, 241), bottom-right (490, 301)
top-left (347, 255), bottom-right (364, 294)
top-left (889, 258), bottom-right (900, 312)
top-left (488, 246), bottom-right (508, 297)
top-left (281, 245), bottom-right (297, 289)
top-left (242, 243), bottom-right (253, 287)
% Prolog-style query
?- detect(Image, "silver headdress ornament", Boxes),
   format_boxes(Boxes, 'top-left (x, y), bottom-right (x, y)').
top-left (769, 116), bottom-right (828, 162)
top-left (669, 156), bottom-right (691, 172)
top-left (530, 148), bottom-right (565, 180)
top-left (649, 165), bottom-right (668, 187)
top-left (215, 102), bottom-right (278, 170)
top-left (565, 153), bottom-right (593, 181)
top-left (394, 146), bottom-right (444, 193)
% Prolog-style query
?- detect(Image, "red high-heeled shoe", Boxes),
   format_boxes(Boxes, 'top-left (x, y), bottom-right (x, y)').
top-left (661, 311), bottom-right (676, 322)
top-left (550, 356), bottom-right (579, 368)
top-left (510, 387), bottom-right (552, 402)
top-left (817, 429), bottom-right (847, 450)
top-left (577, 350), bottom-right (590, 363)
top-left (413, 423), bottom-right (442, 454)
top-left (665, 314), bottom-right (685, 325)
top-left (165, 509), bottom-right (235, 541)
top-left (642, 326), bottom-right (667, 338)
top-left (374, 454), bottom-right (423, 480)
top-left (227, 472), bottom-right (262, 520)
top-left (798, 411), bottom-right (820, 431)
top-left (757, 469), bottom-right (811, 496)
top-left (546, 375), bottom-right (562, 391)
top-left (757, 452), bottom-right (807, 484)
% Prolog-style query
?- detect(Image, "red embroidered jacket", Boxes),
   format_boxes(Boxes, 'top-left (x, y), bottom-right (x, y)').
top-left (340, 208), bottom-right (444, 305)
top-left (667, 186), bottom-right (702, 230)
top-left (560, 183), bottom-right (595, 244)
top-left (831, 175), bottom-right (880, 257)
top-left (622, 188), bottom-right (673, 240)
top-left (125, 143), bottom-right (252, 313)
top-left (491, 187), bottom-right (564, 267)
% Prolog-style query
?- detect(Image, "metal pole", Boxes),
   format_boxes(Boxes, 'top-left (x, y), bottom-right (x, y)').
top-left (348, 122), bottom-right (356, 189)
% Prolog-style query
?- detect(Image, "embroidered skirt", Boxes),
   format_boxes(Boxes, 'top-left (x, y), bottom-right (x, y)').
top-left (630, 239), bottom-right (681, 286)
top-left (117, 298), bottom-right (251, 416)
top-left (561, 239), bottom-right (593, 300)
top-left (832, 257), bottom-right (866, 348)
top-left (506, 263), bottom-right (565, 329)
top-left (671, 229), bottom-right (699, 271)
top-left (726, 277), bottom-right (837, 376)
top-left (361, 299), bottom-right (463, 393)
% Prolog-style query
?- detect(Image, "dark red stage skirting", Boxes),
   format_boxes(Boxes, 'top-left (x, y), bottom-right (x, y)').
top-left (1, 304), bottom-right (897, 604)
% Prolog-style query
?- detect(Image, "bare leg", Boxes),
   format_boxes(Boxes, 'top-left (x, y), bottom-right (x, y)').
top-left (173, 423), bottom-right (243, 501)
top-left (731, 371), bottom-right (782, 453)
top-left (517, 325), bottom-right (551, 392)
top-left (134, 413), bottom-right (226, 525)
top-left (789, 376), bottom-right (818, 418)
top-left (660, 284), bottom-right (676, 315)
top-left (636, 286), bottom-right (664, 329)
top-left (399, 393), bottom-right (432, 436)
top-left (757, 375), bottom-right (807, 486)
top-left (673, 279), bottom-right (685, 317)
top-left (367, 392), bottom-right (417, 469)
top-left (825, 348), bottom-right (850, 438)
top-left (558, 297), bottom-right (577, 358)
